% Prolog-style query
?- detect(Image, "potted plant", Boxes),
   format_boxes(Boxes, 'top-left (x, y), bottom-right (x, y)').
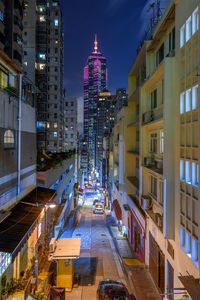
top-left (1, 275), bottom-right (7, 300)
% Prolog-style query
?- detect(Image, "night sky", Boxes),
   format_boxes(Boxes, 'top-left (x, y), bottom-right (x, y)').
top-left (60, 0), bottom-right (169, 100)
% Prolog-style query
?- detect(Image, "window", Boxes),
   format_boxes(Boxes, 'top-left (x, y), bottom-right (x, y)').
top-left (160, 130), bottom-right (164, 154)
top-left (192, 238), bottom-right (199, 267)
top-left (156, 43), bottom-right (164, 66)
top-left (186, 16), bottom-right (192, 42)
top-left (46, 122), bottom-right (50, 128)
top-left (71, 134), bottom-right (73, 138)
top-left (54, 19), bottom-right (58, 26)
top-left (54, 132), bottom-right (57, 138)
top-left (180, 92), bottom-right (185, 114)
top-left (180, 24), bottom-right (185, 48)
top-left (39, 15), bottom-right (45, 22)
top-left (180, 226), bottom-right (185, 249)
top-left (186, 231), bottom-right (191, 258)
top-left (65, 102), bottom-right (68, 106)
top-left (185, 89), bottom-right (191, 112)
top-left (54, 122), bottom-right (57, 128)
top-left (38, 53), bottom-right (46, 60)
top-left (192, 7), bottom-right (199, 35)
top-left (150, 176), bottom-right (157, 199)
top-left (180, 160), bottom-right (185, 181)
top-left (151, 89), bottom-right (157, 109)
top-left (71, 102), bottom-right (74, 106)
top-left (4, 130), bottom-right (15, 149)
top-left (150, 133), bottom-right (157, 153)
top-left (54, 113), bottom-right (57, 118)
top-left (71, 118), bottom-right (74, 122)
top-left (185, 161), bottom-right (191, 183)
top-left (159, 181), bottom-right (164, 206)
top-left (0, 252), bottom-right (11, 276)
top-left (65, 118), bottom-right (68, 122)
top-left (192, 162), bottom-right (199, 187)
top-left (169, 27), bottom-right (175, 52)
top-left (192, 85), bottom-right (198, 110)
top-left (0, 10), bottom-right (4, 23)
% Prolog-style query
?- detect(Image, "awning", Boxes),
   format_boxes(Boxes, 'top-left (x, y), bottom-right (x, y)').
top-left (49, 238), bottom-right (81, 260)
top-left (0, 187), bottom-right (56, 258)
top-left (77, 188), bottom-right (83, 194)
top-left (178, 276), bottom-right (200, 300)
top-left (113, 199), bottom-right (122, 221)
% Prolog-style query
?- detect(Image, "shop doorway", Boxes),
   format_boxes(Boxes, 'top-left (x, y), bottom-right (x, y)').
top-left (149, 232), bottom-right (165, 294)
top-left (167, 260), bottom-right (174, 300)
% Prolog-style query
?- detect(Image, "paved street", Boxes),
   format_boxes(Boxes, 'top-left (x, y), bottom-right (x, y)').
top-left (62, 192), bottom-right (132, 299)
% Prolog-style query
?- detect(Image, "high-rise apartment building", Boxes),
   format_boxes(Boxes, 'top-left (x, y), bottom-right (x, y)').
top-left (0, 0), bottom-right (23, 67)
top-left (64, 97), bottom-right (77, 151)
top-left (83, 35), bottom-right (107, 172)
top-left (108, 0), bottom-right (200, 298)
top-left (23, 0), bottom-right (64, 153)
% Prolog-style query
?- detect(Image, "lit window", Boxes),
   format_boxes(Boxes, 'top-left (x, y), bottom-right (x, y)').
top-left (192, 85), bottom-right (198, 110)
top-left (53, 2), bottom-right (58, 6)
top-left (4, 130), bottom-right (15, 149)
top-left (39, 15), bottom-right (46, 22)
top-left (180, 24), bottom-right (185, 48)
top-left (180, 160), bottom-right (185, 181)
top-left (55, 40), bottom-right (58, 44)
top-left (192, 238), bottom-right (199, 267)
top-left (192, 7), bottom-right (199, 35)
top-left (38, 222), bottom-right (42, 238)
top-left (0, 252), bottom-right (12, 276)
top-left (0, 10), bottom-right (4, 23)
top-left (185, 89), bottom-right (191, 112)
top-left (185, 161), bottom-right (191, 184)
top-left (192, 162), bottom-right (199, 187)
top-left (150, 133), bottom-right (157, 153)
top-left (54, 132), bottom-right (57, 138)
top-left (180, 92), bottom-right (185, 114)
top-left (38, 53), bottom-right (46, 60)
top-left (24, 61), bottom-right (27, 66)
top-left (46, 122), bottom-right (50, 128)
top-left (180, 226), bottom-right (185, 249)
top-left (160, 130), bottom-right (164, 154)
top-left (54, 19), bottom-right (59, 26)
top-left (54, 122), bottom-right (57, 128)
top-left (186, 231), bottom-right (191, 258)
top-left (186, 16), bottom-right (192, 42)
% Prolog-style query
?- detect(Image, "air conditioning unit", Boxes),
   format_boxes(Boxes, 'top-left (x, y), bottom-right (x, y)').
top-left (144, 157), bottom-right (151, 167)
top-left (49, 238), bottom-right (56, 254)
top-left (143, 197), bottom-right (151, 210)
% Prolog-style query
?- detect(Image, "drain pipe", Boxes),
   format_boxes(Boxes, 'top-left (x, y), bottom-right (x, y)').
top-left (17, 74), bottom-right (23, 198)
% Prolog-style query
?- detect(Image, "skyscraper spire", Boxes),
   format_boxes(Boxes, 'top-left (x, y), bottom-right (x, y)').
top-left (94, 34), bottom-right (98, 53)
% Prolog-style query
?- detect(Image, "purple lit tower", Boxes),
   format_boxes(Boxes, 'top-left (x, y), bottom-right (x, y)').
top-left (83, 35), bottom-right (107, 174)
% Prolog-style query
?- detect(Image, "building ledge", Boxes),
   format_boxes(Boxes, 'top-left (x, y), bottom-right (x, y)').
top-left (127, 176), bottom-right (139, 190)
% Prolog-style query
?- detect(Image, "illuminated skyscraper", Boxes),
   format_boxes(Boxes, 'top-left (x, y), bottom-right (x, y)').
top-left (83, 35), bottom-right (107, 174)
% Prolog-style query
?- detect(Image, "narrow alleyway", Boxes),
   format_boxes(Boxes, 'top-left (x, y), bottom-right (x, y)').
top-left (61, 201), bottom-right (130, 299)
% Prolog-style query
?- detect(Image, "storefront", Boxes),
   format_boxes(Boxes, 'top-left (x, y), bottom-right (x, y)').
top-left (128, 195), bottom-right (146, 263)
top-left (149, 232), bottom-right (165, 294)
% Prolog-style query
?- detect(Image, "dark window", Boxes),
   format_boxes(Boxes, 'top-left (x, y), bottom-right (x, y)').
top-left (71, 102), bottom-right (74, 106)
top-left (156, 43), bottom-right (164, 66)
top-left (54, 113), bottom-right (57, 118)
top-left (169, 27), bottom-right (175, 52)
top-left (151, 89), bottom-right (157, 109)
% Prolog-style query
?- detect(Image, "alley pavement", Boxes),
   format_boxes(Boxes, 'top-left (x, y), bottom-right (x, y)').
top-left (60, 195), bottom-right (161, 300)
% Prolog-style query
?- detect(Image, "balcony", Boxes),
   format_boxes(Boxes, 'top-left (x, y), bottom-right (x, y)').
top-left (141, 195), bottom-right (163, 232)
top-left (142, 106), bottom-right (163, 125)
top-left (127, 176), bottom-right (139, 190)
top-left (143, 157), bottom-right (163, 175)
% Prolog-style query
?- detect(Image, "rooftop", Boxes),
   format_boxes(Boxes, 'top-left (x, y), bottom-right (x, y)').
top-left (37, 150), bottom-right (75, 171)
